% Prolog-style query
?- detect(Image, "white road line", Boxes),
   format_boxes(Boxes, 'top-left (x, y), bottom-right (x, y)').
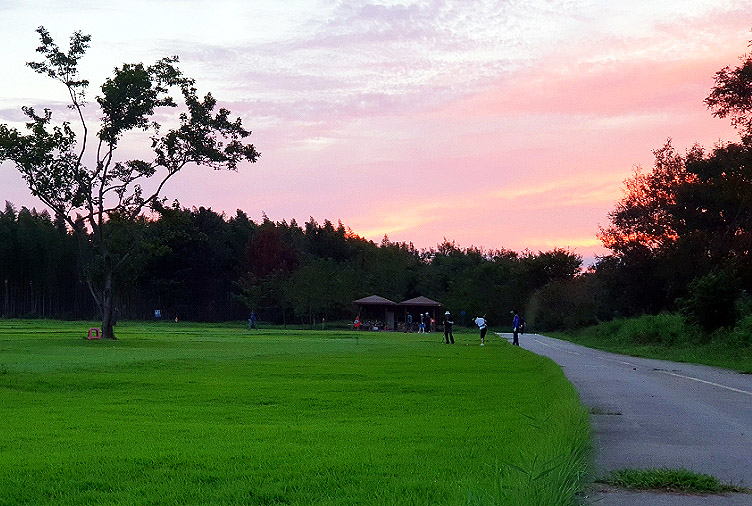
top-left (656, 370), bottom-right (752, 397)
top-left (599, 357), bottom-right (636, 367)
top-left (525, 334), bottom-right (752, 397)
top-left (532, 337), bottom-right (582, 356)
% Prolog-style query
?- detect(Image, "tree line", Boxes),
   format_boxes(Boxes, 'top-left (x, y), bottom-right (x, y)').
top-left (0, 199), bottom-right (582, 327)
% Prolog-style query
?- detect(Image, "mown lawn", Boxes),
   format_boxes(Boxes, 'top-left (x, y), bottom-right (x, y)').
top-left (0, 320), bottom-right (589, 505)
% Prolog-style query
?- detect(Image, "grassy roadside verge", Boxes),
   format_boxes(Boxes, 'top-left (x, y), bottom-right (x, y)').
top-left (551, 313), bottom-right (752, 373)
top-left (598, 468), bottom-right (750, 494)
top-left (0, 320), bottom-right (590, 505)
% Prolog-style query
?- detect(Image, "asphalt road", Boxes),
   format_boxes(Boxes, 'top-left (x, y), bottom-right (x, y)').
top-left (498, 332), bottom-right (752, 506)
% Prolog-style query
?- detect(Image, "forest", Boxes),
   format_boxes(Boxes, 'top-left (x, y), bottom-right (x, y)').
top-left (0, 200), bottom-right (583, 327)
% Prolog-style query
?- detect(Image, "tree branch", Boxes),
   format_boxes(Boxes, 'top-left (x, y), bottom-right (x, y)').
top-left (127, 161), bottom-right (187, 221)
top-left (67, 84), bottom-right (87, 171)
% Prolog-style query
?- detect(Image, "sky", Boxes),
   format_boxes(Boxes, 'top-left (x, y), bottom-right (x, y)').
top-left (1, 0), bottom-right (750, 263)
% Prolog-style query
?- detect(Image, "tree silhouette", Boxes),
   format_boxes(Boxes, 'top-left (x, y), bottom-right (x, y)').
top-left (0, 27), bottom-right (259, 338)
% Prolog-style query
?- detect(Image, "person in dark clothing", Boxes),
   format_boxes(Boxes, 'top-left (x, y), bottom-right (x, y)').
top-left (511, 309), bottom-right (520, 345)
top-left (442, 311), bottom-right (455, 344)
top-left (248, 310), bottom-right (258, 330)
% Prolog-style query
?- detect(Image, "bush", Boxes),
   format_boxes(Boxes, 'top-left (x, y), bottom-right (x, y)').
top-left (564, 313), bottom-right (692, 345)
top-left (725, 315), bottom-right (752, 347)
top-left (677, 270), bottom-right (740, 332)
top-left (613, 313), bottom-right (690, 345)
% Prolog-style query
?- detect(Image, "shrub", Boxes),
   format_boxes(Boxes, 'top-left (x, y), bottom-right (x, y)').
top-left (677, 270), bottom-right (740, 332)
top-left (614, 313), bottom-right (689, 345)
top-left (726, 315), bottom-right (752, 347)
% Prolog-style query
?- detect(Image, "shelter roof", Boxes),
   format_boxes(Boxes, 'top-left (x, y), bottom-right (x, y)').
top-left (399, 296), bottom-right (442, 307)
top-left (352, 295), bottom-right (398, 306)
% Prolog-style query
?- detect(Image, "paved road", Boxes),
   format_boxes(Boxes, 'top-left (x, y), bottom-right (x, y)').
top-left (498, 333), bottom-right (752, 505)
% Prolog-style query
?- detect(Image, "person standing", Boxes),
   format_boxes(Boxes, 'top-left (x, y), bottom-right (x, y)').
top-left (474, 316), bottom-right (488, 346)
top-left (248, 309), bottom-right (258, 330)
top-left (442, 311), bottom-right (455, 344)
top-left (418, 313), bottom-right (425, 333)
top-left (511, 310), bottom-right (520, 346)
top-left (425, 312), bottom-right (431, 332)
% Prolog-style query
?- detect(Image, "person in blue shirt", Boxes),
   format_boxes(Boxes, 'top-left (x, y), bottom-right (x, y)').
top-left (511, 309), bottom-right (520, 346)
top-left (248, 310), bottom-right (258, 330)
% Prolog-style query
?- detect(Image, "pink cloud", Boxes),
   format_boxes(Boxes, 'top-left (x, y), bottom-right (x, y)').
top-left (3, 1), bottom-right (752, 261)
top-left (444, 51), bottom-right (743, 120)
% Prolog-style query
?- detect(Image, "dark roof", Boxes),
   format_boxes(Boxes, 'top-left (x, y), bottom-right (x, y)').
top-left (352, 295), bottom-right (398, 306)
top-left (399, 296), bottom-right (443, 307)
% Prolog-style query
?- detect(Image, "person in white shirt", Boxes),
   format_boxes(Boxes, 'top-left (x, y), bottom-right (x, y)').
top-left (474, 316), bottom-right (488, 346)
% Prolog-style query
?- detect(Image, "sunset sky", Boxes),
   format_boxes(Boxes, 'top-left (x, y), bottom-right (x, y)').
top-left (1, 1), bottom-right (750, 262)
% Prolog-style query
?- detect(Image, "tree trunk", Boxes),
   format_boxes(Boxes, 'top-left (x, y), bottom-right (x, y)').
top-left (101, 255), bottom-right (116, 339)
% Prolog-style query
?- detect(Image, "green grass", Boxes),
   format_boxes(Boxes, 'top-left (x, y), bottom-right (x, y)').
top-left (0, 320), bottom-right (590, 506)
top-left (553, 314), bottom-right (752, 373)
top-left (599, 468), bottom-right (749, 494)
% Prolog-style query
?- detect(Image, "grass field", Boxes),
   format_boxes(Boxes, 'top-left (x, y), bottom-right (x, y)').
top-left (0, 320), bottom-right (590, 505)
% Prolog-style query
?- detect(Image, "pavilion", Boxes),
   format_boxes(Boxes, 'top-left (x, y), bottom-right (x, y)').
top-left (352, 295), bottom-right (398, 330)
top-left (352, 295), bottom-right (444, 331)
top-left (399, 296), bottom-right (443, 331)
